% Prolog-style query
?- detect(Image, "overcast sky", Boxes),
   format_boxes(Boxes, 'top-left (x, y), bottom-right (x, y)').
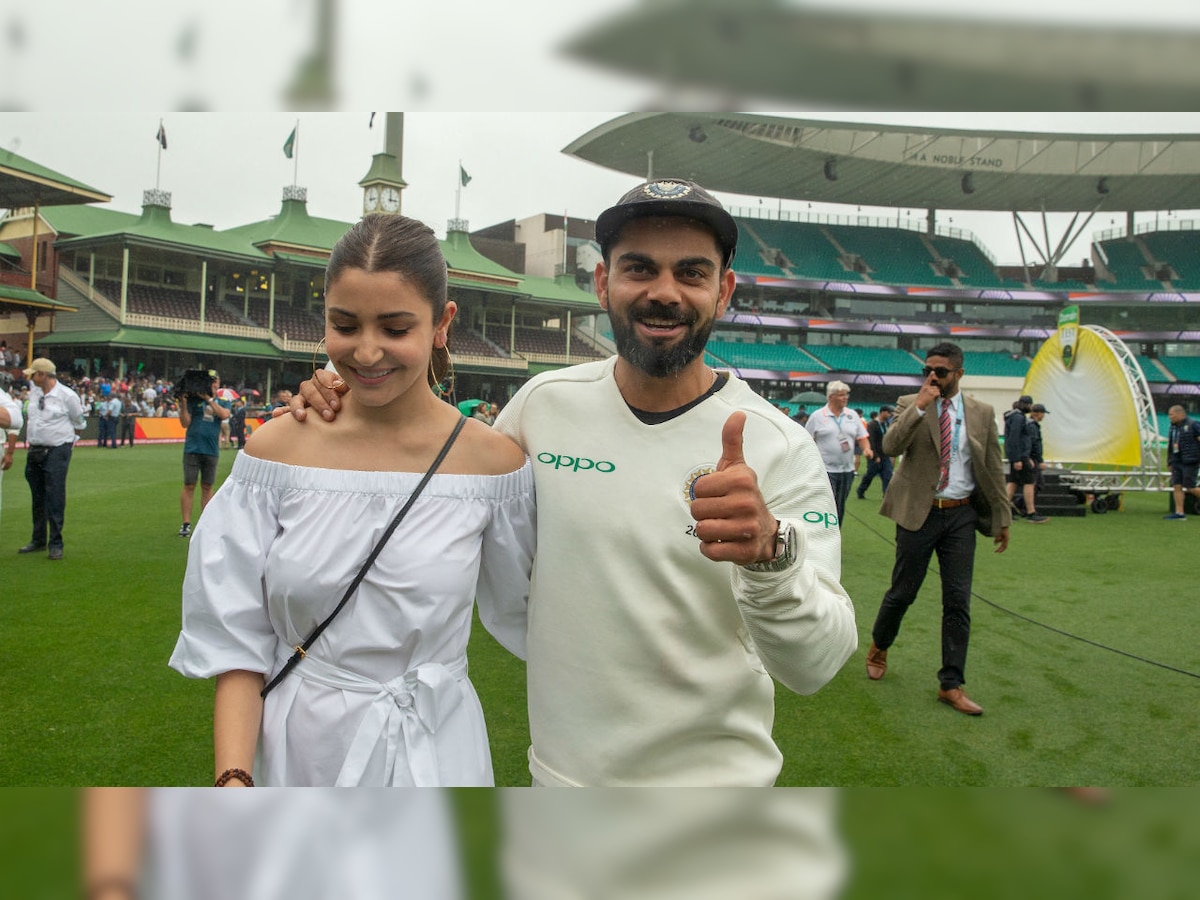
top-left (6, 0), bottom-right (1200, 266)
top-left (5, 111), bottom-right (1200, 268)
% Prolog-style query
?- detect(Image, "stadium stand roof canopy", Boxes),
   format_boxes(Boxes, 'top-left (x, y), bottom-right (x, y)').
top-left (564, 112), bottom-right (1200, 214)
top-left (0, 147), bottom-right (111, 209)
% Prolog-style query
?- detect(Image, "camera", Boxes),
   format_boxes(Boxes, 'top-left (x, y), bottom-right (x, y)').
top-left (177, 369), bottom-right (215, 399)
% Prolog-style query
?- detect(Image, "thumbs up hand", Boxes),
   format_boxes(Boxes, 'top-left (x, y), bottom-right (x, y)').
top-left (689, 412), bottom-right (780, 565)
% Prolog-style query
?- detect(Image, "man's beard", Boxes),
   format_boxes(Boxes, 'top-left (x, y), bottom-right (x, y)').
top-left (608, 300), bottom-right (714, 378)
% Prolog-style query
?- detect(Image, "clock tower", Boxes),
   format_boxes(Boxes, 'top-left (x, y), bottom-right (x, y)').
top-left (359, 112), bottom-right (407, 215)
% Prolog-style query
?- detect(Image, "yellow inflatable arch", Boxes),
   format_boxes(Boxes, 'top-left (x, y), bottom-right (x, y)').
top-left (1023, 326), bottom-right (1150, 467)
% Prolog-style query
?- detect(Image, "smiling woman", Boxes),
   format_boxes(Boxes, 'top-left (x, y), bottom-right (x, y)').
top-left (167, 213), bottom-right (536, 787)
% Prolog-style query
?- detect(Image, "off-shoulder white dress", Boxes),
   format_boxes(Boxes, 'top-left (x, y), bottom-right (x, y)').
top-left (169, 452), bottom-right (535, 786)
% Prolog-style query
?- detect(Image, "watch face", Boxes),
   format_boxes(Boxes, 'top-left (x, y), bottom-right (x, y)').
top-left (364, 186), bottom-right (379, 211)
top-left (381, 187), bottom-right (400, 212)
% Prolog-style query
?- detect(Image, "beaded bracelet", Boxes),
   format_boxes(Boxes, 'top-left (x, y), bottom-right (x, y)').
top-left (214, 767), bottom-right (255, 787)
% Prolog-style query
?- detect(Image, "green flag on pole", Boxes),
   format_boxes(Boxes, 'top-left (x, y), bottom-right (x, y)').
top-left (283, 126), bottom-right (297, 159)
top-left (460, 164), bottom-right (472, 187)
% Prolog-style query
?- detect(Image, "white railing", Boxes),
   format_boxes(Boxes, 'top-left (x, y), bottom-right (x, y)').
top-left (274, 335), bottom-right (321, 355)
top-left (1095, 218), bottom-right (1200, 243)
top-left (125, 314), bottom-right (264, 340)
top-left (452, 353), bottom-right (527, 370)
top-left (517, 351), bottom-right (591, 366)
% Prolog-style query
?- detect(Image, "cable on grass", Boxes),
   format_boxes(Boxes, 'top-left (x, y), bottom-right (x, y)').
top-left (845, 509), bottom-right (1200, 681)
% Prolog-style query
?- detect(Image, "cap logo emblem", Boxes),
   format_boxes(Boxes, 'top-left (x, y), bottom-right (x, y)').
top-left (644, 181), bottom-right (692, 200)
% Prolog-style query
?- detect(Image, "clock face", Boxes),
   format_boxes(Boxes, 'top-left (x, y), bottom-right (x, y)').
top-left (381, 187), bottom-right (401, 212)
top-left (364, 186), bottom-right (380, 211)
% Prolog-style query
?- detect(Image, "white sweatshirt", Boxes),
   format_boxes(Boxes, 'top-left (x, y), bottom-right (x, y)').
top-left (495, 357), bottom-right (857, 787)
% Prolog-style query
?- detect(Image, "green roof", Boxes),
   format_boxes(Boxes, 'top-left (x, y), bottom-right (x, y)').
top-left (272, 250), bottom-right (331, 268)
top-left (441, 230), bottom-right (523, 283)
top-left (0, 241), bottom-right (19, 259)
top-left (358, 153), bottom-right (406, 188)
top-left (521, 273), bottom-right (601, 309)
top-left (448, 276), bottom-right (528, 298)
top-left (54, 204), bottom-right (271, 263)
top-left (0, 284), bottom-right (77, 310)
top-left (38, 204), bottom-right (140, 237)
top-left (222, 198), bottom-right (352, 253)
top-left (0, 148), bottom-right (112, 207)
top-left (36, 326), bottom-right (284, 359)
top-left (440, 230), bottom-right (600, 308)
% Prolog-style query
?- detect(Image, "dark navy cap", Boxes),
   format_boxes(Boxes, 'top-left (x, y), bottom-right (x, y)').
top-left (595, 178), bottom-right (738, 267)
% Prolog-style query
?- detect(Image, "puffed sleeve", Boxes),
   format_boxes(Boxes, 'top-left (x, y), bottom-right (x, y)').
top-left (474, 459), bottom-right (536, 660)
top-left (0, 391), bottom-right (21, 432)
top-left (168, 464), bottom-right (282, 679)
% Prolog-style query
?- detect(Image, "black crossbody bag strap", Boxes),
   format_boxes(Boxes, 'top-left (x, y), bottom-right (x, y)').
top-left (261, 415), bottom-right (468, 699)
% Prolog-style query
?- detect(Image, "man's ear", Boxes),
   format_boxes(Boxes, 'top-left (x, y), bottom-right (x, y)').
top-left (595, 261), bottom-right (609, 311)
top-left (714, 267), bottom-right (736, 319)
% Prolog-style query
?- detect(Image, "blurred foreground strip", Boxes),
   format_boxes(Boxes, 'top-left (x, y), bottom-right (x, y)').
top-left (561, 0), bottom-right (1200, 110)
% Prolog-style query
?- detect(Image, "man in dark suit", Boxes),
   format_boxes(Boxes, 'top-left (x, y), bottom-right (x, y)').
top-left (864, 342), bottom-right (1010, 715)
top-left (856, 404), bottom-right (894, 500)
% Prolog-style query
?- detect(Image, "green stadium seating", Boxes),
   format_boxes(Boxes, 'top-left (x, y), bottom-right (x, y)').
top-left (1133, 355), bottom-right (1172, 383)
top-left (1160, 355), bottom-right (1200, 382)
top-left (926, 236), bottom-right (1007, 288)
top-left (1139, 231), bottom-right (1200, 290)
top-left (1097, 238), bottom-right (1158, 290)
top-left (824, 224), bottom-right (955, 287)
top-left (734, 218), bottom-right (865, 282)
top-left (706, 340), bottom-right (826, 371)
top-left (804, 345), bottom-right (921, 375)
top-left (962, 352), bottom-right (1029, 377)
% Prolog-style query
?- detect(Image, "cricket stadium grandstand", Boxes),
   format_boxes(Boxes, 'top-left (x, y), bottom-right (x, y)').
top-left (0, 114), bottom-right (605, 410)
top-left (5, 112), bottom-right (1200, 464)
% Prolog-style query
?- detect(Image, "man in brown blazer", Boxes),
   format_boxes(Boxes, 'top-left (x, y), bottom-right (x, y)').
top-left (865, 342), bottom-right (1010, 715)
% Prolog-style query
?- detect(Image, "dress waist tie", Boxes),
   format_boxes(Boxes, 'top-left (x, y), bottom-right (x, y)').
top-left (274, 648), bottom-right (467, 786)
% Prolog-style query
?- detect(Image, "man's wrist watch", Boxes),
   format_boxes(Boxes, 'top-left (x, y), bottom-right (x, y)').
top-left (742, 520), bottom-right (798, 572)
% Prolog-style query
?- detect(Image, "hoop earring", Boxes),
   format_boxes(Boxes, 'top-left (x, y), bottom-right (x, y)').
top-left (443, 348), bottom-right (456, 397)
top-left (311, 337), bottom-right (327, 380)
top-left (429, 344), bottom-right (455, 397)
top-left (312, 337), bottom-right (344, 390)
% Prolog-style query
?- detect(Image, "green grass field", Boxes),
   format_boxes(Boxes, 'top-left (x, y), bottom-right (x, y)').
top-left (5, 789), bottom-right (1200, 900)
top-left (1, 444), bottom-right (1197, 787)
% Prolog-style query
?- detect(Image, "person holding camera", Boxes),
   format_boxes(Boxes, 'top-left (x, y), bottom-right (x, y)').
top-left (177, 370), bottom-right (229, 538)
top-left (18, 358), bottom-right (87, 560)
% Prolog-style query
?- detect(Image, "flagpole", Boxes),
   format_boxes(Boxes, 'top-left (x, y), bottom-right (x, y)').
top-left (455, 158), bottom-right (462, 221)
top-left (156, 118), bottom-right (163, 190)
top-left (292, 119), bottom-right (299, 187)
